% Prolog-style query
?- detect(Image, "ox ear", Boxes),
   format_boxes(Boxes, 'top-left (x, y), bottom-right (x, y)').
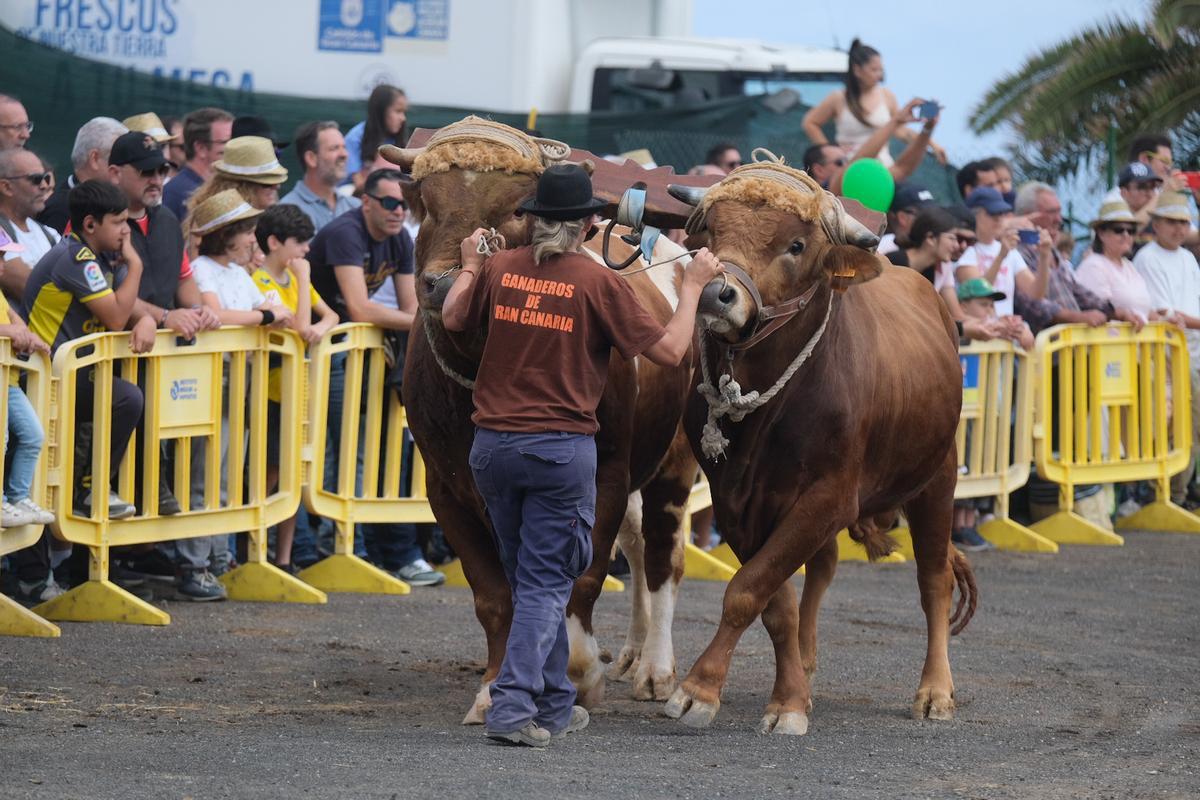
top-left (400, 179), bottom-right (425, 224)
top-left (824, 246), bottom-right (885, 293)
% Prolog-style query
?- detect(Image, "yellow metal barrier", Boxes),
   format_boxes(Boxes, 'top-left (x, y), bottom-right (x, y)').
top-left (301, 324), bottom-right (422, 594)
top-left (36, 327), bottom-right (323, 626)
top-left (0, 340), bottom-right (59, 637)
top-left (1032, 322), bottom-right (1200, 544)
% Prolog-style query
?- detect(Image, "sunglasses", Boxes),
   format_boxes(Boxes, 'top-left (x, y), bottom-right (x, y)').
top-left (827, 158), bottom-right (847, 168)
top-left (2, 171), bottom-right (51, 186)
top-left (723, 160), bottom-right (742, 170)
top-left (368, 194), bottom-right (407, 212)
top-left (956, 234), bottom-right (977, 246)
top-left (137, 164), bottom-right (171, 179)
top-left (1104, 225), bottom-right (1137, 236)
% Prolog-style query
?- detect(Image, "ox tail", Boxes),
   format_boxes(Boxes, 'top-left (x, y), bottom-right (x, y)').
top-left (948, 547), bottom-right (978, 635)
top-left (848, 512), bottom-right (899, 562)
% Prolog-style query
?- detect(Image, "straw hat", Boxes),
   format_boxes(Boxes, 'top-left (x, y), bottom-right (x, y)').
top-left (1150, 191), bottom-right (1192, 222)
top-left (191, 188), bottom-right (263, 236)
top-left (1089, 199), bottom-right (1136, 229)
top-left (122, 112), bottom-right (178, 144)
top-left (213, 136), bottom-right (288, 185)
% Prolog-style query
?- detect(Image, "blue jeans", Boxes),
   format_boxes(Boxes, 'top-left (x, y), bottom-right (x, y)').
top-left (4, 386), bottom-right (43, 503)
top-left (469, 428), bottom-right (596, 735)
top-left (325, 351), bottom-right (420, 568)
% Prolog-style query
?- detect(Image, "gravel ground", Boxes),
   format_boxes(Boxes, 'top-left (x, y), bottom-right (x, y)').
top-left (1, 530), bottom-right (1197, 799)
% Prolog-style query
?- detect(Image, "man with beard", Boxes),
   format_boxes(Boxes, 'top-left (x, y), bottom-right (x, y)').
top-left (279, 121), bottom-right (360, 233)
top-left (0, 147), bottom-right (60, 301)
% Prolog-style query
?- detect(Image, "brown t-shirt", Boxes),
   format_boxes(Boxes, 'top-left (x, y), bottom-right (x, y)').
top-left (462, 246), bottom-right (667, 434)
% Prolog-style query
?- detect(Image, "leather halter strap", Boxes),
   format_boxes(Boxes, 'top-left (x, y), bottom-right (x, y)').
top-left (719, 260), bottom-right (822, 353)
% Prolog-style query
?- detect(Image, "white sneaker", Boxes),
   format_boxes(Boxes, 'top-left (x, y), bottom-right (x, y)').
top-left (14, 497), bottom-right (55, 525)
top-left (1, 500), bottom-right (36, 527)
top-left (394, 557), bottom-right (446, 587)
top-left (1116, 499), bottom-right (1142, 519)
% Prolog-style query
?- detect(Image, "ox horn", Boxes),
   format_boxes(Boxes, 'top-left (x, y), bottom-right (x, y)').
top-left (667, 184), bottom-right (710, 207)
top-left (378, 144), bottom-right (426, 169)
top-left (843, 213), bottom-right (882, 251)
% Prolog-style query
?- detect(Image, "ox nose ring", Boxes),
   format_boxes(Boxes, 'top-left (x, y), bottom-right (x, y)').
top-left (717, 273), bottom-right (735, 304)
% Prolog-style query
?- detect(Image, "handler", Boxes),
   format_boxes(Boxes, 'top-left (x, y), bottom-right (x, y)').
top-left (442, 163), bottom-right (722, 747)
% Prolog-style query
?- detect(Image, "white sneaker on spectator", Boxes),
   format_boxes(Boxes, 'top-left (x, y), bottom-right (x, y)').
top-left (17, 575), bottom-right (65, 606)
top-left (1116, 499), bottom-right (1142, 519)
top-left (75, 491), bottom-right (136, 520)
top-left (14, 498), bottom-right (55, 525)
top-left (394, 558), bottom-right (446, 587)
top-left (1, 501), bottom-right (36, 527)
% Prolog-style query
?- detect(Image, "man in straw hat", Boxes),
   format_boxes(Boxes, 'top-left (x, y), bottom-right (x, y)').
top-left (439, 163), bottom-right (722, 747)
top-left (1135, 191), bottom-right (1200, 504)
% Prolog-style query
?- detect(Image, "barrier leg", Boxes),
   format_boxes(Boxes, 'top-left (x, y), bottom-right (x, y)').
top-left (38, 545), bottom-right (170, 626)
top-left (888, 527), bottom-right (916, 560)
top-left (222, 526), bottom-right (328, 604)
top-left (1029, 512), bottom-right (1124, 546)
top-left (836, 529), bottom-right (906, 563)
top-left (682, 541), bottom-right (737, 581)
top-left (700, 541), bottom-right (804, 576)
top-left (439, 558), bottom-right (625, 592)
top-left (1116, 501), bottom-right (1200, 534)
top-left (0, 593), bottom-right (60, 637)
top-left (297, 523), bottom-right (411, 595)
top-left (980, 517), bottom-right (1060, 553)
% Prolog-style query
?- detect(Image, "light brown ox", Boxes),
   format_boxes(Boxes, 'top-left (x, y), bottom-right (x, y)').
top-left (662, 160), bottom-right (977, 735)
top-left (381, 120), bottom-right (702, 723)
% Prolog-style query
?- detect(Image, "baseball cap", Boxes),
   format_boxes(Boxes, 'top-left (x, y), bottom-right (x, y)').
top-left (965, 186), bottom-right (1013, 216)
top-left (0, 227), bottom-right (25, 253)
top-left (891, 181), bottom-right (936, 213)
top-left (232, 116), bottom-right (289, 150)
top-left (957, 277), bottom-right (1006, 302)
top-left (108, 131), bottom-right (167, 171)
top-left (1118, 162), bottom-right (1163, 187)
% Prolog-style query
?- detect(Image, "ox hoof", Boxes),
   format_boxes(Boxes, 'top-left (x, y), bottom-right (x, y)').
top-left (607, 646), bottom-right (641, 682)
top-left (757, 710), bottom-right (809, 736)
top-left (663, 687), bottom-right (719, 728)
top-left (912, 688), bottom-right (955, 721)
top-left (462, 682), bottom-right (493, 726)
top-left (632, 664), bottom-right (676, 701)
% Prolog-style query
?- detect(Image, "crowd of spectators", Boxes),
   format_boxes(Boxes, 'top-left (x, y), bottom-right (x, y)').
top-left (0, 85), bottom-right (448, 608)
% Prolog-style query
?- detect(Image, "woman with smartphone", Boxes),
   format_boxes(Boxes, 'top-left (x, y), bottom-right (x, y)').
top-left (802, 39), bottom-right (947, 165)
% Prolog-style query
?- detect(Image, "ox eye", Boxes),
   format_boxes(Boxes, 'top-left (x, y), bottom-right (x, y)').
top-left (788, 240), bottom-right (805, 255)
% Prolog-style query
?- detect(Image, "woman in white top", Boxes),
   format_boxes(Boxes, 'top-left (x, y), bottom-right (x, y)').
top-left (802, 39), bottom-right (946, 167)
top-left (1075, 200), bottom-right (1157, 322)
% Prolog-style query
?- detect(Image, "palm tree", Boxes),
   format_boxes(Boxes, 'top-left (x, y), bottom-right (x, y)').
top-left (969, 0), bottom-right (1200, 184)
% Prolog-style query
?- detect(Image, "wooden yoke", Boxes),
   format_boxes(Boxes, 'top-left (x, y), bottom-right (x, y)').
top-left (403, 127), bottom-right (885, 234)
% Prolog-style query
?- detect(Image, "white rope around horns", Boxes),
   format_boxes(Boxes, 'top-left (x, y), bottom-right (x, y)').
top-left (697, 293), bottom-right (834, 461)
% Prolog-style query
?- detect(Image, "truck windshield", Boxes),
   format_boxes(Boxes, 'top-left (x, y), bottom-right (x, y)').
top-left (592, 68), bottom-right (841, 112)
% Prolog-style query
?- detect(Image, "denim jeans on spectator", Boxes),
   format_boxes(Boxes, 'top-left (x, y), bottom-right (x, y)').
top-left (5, 386), bottom-right (43, 503)
top-left (327, 351), bottom-right (421, 569)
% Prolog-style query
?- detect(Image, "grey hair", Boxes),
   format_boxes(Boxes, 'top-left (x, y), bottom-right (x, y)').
top-left (1013, 181), bottom-right (1056, 215)
top-left (531, 216), bottom-right (588, 263)
top-left (71, 117), bottom-right (128, 171)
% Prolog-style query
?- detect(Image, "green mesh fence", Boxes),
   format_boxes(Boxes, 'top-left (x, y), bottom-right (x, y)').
top-left (1, 25), bottom-right (961, 205)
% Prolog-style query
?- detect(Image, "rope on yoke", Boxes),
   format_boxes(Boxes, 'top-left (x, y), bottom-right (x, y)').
top-left (697, 293), bottom-right (834, 461)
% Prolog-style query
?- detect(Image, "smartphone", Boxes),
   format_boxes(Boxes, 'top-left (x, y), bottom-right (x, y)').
top-left (917, 101), bottom-right (940, 120)
top-left (1018, 229), bottom-right (1040, 246)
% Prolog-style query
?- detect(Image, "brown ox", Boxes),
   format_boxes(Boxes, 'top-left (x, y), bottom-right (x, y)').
top-left (381, 119), bottom-right (699, 722)
top-left (663, 158), bottom-right (976, 735)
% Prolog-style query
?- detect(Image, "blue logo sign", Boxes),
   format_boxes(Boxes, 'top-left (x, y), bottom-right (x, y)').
top-left (170, 378), bottom-right (199, 401)
top-left (387, 0), bottom-right (448, 39)
top-left (318, 0), bottom-right (385, 52)
top-left (1105, 361), bottom-right (1121, 379)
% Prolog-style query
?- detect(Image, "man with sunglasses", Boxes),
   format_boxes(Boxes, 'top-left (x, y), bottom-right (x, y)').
top-left (0, 147), bottom-right (60, 300)
top-left (308, 168), bottom-right (443, 587)
top-left (0, 95), bottom-right (32, 150)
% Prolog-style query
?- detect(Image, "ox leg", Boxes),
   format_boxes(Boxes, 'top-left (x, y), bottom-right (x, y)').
top-left (665, 495), bottom-right (848, 729)
top-left (610, 491), bottom-right (650, 682)
top-left (757, 580), bottom-right (811, 735)
top-left (426, 480), bottom-right (511, 725)
top-left (904, 455), bottom-right (958, 721)
top-left (566, 468), bottom-right (630, 709)
top-left (630, 443), bottom-right (693, 701)
top-left (798, 537), bottom-right (838, 689)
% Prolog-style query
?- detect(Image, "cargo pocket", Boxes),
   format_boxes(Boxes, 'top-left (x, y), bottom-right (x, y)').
top-left (566, 504), bottom-right (596, 579)
top-left (518, 439), bottom-right (576, 465)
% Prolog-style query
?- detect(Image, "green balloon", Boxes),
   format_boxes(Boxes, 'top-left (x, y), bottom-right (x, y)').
top-left (840, 158), bottom-right (895, 213)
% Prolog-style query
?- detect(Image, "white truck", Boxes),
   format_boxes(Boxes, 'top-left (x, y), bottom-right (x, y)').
top-left (2, 0), bottom-right (846, 113)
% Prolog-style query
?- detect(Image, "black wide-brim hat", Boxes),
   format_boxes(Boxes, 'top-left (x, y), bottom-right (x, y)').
top-left (519, 163), bottom-right (608, 221)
